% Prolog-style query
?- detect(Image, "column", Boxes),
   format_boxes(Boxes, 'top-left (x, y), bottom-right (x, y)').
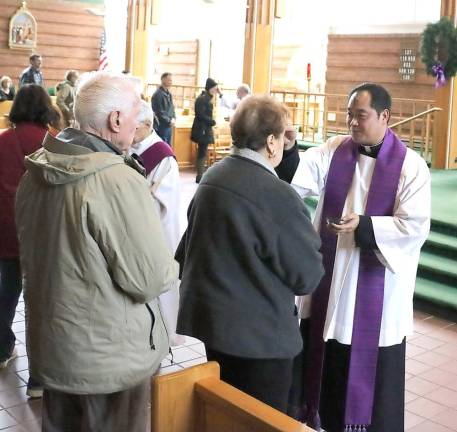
top-left (433, 0), bottom-right (457, 169)
top-left (242, 0), bottom-right (282, 94)
top-left (125, 0), bottom-right (160, 84)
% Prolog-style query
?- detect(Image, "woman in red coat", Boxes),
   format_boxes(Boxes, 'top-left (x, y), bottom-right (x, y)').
top-left (0, 84), bottom-right (57, 397)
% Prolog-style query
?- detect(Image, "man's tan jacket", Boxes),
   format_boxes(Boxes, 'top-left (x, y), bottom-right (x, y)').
top-left (15, 131), bottom-right (179, 394)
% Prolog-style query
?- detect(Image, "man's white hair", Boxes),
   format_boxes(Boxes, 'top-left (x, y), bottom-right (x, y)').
top-left (138, 99), bottom-right (154, 124)
top-left (237, 84), bottom-right (251, 94)
top-left (74, 71), bottom-right (142, 131)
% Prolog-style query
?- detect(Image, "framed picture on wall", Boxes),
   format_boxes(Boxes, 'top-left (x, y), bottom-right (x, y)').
top-left (9, 2), bottom-right (37, 50)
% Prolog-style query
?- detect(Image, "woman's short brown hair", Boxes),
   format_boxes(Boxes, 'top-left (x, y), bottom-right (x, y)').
top-left (230, 95), bottom-right (289, 151)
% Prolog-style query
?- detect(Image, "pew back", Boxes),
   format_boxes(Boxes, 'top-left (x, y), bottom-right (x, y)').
top-left (151, 361), bottom-right (311, 432)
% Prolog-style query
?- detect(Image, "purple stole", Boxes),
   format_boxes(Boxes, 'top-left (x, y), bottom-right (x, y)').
top-left (139, 140), bottom-right (176, 177)
top-left (305, 129), bottom-right (406, 431)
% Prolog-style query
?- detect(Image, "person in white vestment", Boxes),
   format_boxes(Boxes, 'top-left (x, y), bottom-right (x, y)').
top-left (278, 83), bottom-right (431, 432)
top-left (219, 83), bottom-right (251, 114)
top-left (130, 100), bottom-right (185, 346)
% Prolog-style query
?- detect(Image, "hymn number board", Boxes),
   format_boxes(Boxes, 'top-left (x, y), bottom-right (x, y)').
top-left (399, 44), bottom-right (417, 82)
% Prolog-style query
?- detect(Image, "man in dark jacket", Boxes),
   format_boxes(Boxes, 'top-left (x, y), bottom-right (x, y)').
top-left (19, 54), bottom-right (44, 87)
top-left (191, 77), bottom-right (218, 183)
top-left (151, 72), bottom-right (175, 145)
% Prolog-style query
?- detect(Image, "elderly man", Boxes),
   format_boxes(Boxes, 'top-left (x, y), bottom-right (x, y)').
top-left (219, 83), bottom-right (251, 112)
top-left (130, 100), bottom-right (184, 346)
top-left (15, 72), bottom-right (179, 432)
top-left (278, 83), bottom-right (430, 432)
top-left (56, 70), bottom-right (79, 127)
top-left (151, 72), bottom-right (176, 145)
top-left (19, 54), bottom-right (44, 87)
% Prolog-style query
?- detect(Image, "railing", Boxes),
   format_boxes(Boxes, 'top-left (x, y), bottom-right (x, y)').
top-left (147, 83), bottom-right (438, 164)
top-left (390, 107), bottom-right (442, 163)
top-left (270, 90), bottom-right (437, 163)
top-left (145, 83), bottom-right (238, 115)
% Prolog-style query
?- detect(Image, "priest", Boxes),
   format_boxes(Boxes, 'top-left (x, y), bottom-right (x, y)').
top-left (130, 100), bottom-right (184, 346)
top-left (278, 83), bottom-right (431, 432)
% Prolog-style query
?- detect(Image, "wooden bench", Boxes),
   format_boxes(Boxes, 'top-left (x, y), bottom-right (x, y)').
top-left (0, 101), bottom-right (13, 129)
top-left (151, 361), bottom-right (311, 432)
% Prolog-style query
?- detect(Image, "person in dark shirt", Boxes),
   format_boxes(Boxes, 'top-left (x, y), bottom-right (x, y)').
top-left (151, 72), bottom-right (175, 145)
top-left (19, 54), bottom-right (44, 87)
top-left (191, 77), bottom-right (219, 183)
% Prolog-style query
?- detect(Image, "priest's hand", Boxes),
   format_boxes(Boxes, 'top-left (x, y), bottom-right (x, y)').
top-left (329, 213), bottom-right (360, 234)
top-left (284, 124), bottom-right (297, 150)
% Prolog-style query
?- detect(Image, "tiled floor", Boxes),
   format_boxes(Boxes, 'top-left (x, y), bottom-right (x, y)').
top-left (1, 170), bottom-right (456, 431)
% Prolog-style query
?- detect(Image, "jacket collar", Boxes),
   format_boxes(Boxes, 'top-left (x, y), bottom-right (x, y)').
top-left (231, 147), bottom-right (278, 177)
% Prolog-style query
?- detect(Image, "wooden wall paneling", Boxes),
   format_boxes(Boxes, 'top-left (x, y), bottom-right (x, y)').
top-left (326, 82), bottom-right (435, 101)
top-left (326, 68), bottom-right (434, 86)
top-left (325, 33), bottom-right (435, 102)
top-left (0, 0), bottom-right (104, 88)
top-left (152, 40), bottom-right (198, 86)
top-left (325, 33), bottom-right (438, 141)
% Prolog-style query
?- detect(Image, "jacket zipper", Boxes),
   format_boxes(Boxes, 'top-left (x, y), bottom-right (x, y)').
top-left (157, 301), bottom-right (174, 363)
top-left (145, 304), bottom-right (155, 350)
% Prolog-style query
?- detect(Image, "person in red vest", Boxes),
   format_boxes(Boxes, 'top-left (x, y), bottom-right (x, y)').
top-left (0, 84), bottom-right (57, 398)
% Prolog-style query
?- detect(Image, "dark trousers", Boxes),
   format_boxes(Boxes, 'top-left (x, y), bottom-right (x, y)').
top-left (42, 378), bottom-right (150, 432)
top-left (156, 124), bottom-right (172, 146)
top-left (290, 319), bottom-right (405, 432)
top-left (196, 142), bottom-right (209, 160)
top-left (206, 348), bottom-right (294, 413)
top-left (0, 258), bottom-right (22, 361)
top-left (288, 320), bottom-right (310, 415)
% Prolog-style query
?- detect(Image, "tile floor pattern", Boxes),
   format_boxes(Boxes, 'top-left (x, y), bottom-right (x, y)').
top-left (2, 308), bottom-right (457, 431)
top-left (1, 171), bottom-right (457, 431)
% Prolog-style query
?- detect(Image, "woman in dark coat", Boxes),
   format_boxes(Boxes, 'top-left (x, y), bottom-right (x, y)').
top-left (0, 84), bottom-right (58, 398)
top-left (177, 95), bottom-right (324, 413)
top-left (191, 77), bottom-right (218, 183)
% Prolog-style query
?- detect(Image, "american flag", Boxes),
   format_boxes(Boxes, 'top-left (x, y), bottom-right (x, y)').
top-left (98, 29), bottom-right (108, 71)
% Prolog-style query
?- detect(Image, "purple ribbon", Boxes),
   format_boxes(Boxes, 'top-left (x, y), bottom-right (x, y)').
top-left (304, 129), bottom-right (407, 430)
top-left (344, 130), bottom-right (406, 428)
top-left (432, 62), bottom-right (446, 88)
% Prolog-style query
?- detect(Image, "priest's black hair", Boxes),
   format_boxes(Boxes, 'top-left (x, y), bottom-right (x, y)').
top-left (349, 83), bottom-right (392, 117)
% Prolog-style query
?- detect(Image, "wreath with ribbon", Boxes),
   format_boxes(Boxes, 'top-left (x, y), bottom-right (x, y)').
top-left (421, 17), bottom-right (457, 88)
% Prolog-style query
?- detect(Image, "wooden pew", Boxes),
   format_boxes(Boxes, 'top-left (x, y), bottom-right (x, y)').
top-left (151, 361), bottom-right (311, 432)
top-left (0, 101), bottom-right (13, 129)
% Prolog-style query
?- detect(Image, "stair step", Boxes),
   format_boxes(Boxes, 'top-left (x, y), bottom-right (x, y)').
top-left (418, 251), bottom-right (457, 285)
top-left (427, 231), bottom-right (457, 249)
top-left (424, 231), bottom-right (457, 257)
top-left (431, 219), bottom-right (457, 237)
top-left (414, 277), bottom-right (457, 311)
